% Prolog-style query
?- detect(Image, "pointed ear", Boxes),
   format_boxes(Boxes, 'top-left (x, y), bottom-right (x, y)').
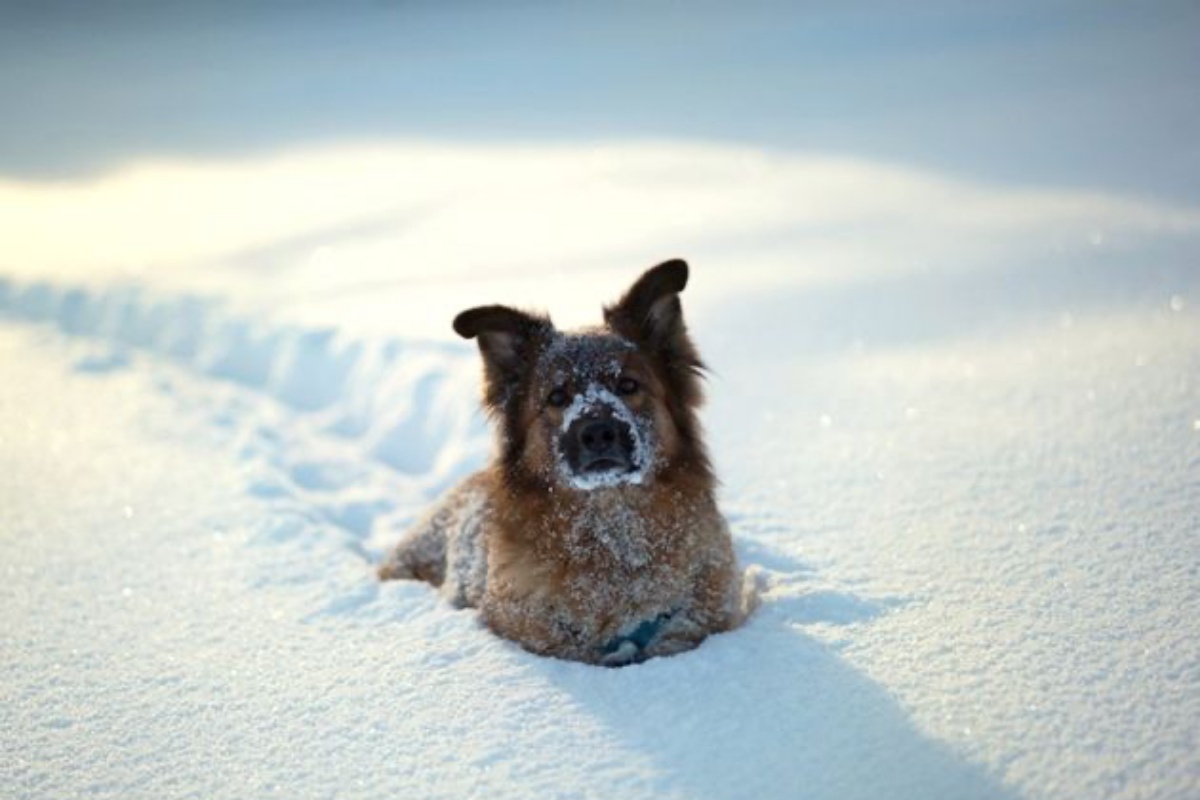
top-left (604, 258), bottom-right (690, 351)
top-left (453, 305), bottom-right (552, 407)
top-left (604, 259), bottom-right (705, 407)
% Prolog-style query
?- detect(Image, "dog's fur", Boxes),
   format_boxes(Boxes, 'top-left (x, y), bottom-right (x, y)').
top-left (378, 260), bottom-right (746, 665)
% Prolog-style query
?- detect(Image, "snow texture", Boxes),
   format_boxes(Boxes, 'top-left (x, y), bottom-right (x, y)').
top-left (2, 138), bottom-right (1200, 799)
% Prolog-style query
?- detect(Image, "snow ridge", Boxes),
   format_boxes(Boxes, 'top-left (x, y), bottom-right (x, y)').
top-left (0, 275), bottom-right (488, 489)
top-left (0, 274), bottom-right (496, 586)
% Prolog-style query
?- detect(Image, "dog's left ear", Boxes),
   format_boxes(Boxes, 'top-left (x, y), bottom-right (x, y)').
top-left (605, 258), bottom-right (691, 353)
top-left (605, 259), bottom-right (704, 401)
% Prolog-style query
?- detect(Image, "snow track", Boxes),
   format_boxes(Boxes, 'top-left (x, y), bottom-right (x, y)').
top-left (0, 276), bottom-right (490, 566)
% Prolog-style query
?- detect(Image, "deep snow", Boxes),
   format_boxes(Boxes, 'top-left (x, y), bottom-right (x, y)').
top-left (2, 138), bottom-right (1199, 799)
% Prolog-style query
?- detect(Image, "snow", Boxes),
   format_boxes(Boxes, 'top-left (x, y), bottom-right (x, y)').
top-left (3, 154), bottom-right (1197, 796)
top-left (2, 8), bottom-right (1200, 796)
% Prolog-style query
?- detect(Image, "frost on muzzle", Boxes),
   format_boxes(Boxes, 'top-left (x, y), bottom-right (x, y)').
top-left (556, 385), bottom-right (652, 490)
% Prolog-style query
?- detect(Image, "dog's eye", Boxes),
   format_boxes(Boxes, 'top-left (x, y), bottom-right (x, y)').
top-left (617, 377), bottom-right (639, 396)
top-left (547, 388), bottom-right (569, 408)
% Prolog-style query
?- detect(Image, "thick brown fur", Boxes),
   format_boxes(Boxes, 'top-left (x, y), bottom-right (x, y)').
top-left (379, 260), bottom-right (746, 665)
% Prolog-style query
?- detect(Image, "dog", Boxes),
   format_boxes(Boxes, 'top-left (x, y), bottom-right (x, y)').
top-left (378, 259), bottom-right (748, 665)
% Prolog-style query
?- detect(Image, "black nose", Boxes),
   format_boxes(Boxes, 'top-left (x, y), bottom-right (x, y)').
top-left (579, 419), bottom-right (620, 454)
top-left (564, 416), bottom-right (634, 474)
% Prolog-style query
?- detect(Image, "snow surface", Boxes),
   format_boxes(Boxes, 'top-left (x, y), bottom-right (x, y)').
top-left (2, 137), bottom-right (1200, 800)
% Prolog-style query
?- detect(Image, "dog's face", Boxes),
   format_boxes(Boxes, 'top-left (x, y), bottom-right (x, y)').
top-left (454, 260), bottom-right (710, 492)
top-left (530, 331), bottom-right (659, 490)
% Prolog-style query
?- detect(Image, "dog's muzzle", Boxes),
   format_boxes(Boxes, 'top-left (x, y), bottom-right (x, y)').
top-left (562, 413), bottom-right (636, 475)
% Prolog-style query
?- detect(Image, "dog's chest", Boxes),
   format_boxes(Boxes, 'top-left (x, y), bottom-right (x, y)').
top-left (562, 500), bottom-right (658, 569)
top-left (485, 492), bottom-right (695, 649)
top-left (554, 500), bottom-right (690, 624)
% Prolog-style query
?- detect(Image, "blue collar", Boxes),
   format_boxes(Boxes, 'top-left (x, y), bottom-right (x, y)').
top-left (600, 611), bottom-right (675, 658)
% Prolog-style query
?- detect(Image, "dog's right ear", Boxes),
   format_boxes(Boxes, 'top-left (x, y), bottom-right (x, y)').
top-left (454, 305), bottom-right (552, 406)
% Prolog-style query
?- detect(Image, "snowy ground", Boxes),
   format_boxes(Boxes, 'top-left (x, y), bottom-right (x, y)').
top-left (3, 5), bottom-right (1200, 799)
top-left (2, 137), bottom-right (1198, 800)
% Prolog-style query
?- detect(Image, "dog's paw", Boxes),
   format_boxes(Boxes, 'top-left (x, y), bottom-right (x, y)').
top-left (599, 641), bottom-right (640, 667)
top-left (376, 557), bottom-right (414, 582)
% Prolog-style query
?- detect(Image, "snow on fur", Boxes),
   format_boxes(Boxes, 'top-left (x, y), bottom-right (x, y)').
top-left (556, 383), bottom-right (653, 490)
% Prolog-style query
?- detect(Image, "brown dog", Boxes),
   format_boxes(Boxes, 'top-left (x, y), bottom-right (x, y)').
top-left (378, 260), bottom-right (747, 665)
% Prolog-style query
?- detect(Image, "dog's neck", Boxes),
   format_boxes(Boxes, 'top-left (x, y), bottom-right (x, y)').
top-left (496, 478), bottom-right (672, 569)
top-left (563, 488), bottom-right (658, 568)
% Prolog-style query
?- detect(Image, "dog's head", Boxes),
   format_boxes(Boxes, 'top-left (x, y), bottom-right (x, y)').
top-left (454, 259), bottom-right (710, 492)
